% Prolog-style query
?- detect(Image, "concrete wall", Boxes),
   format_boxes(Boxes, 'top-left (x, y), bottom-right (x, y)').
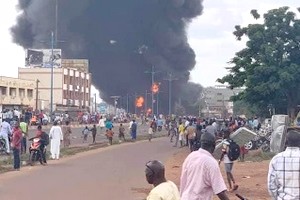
top-left (0, 76), bottom-right (36, 108)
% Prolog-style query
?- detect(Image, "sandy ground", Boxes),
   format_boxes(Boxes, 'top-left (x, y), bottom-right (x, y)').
top-left (165, 148), bottom-right (271, 200)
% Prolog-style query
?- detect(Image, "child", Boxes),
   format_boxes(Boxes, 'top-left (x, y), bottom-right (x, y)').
top-left (106, 128), bottom-right (114, 145)
top-left (82, 126), bottom-right (89, 143)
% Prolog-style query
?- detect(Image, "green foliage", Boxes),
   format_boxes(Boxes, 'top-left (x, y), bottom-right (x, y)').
top-left (218, 7), bottom-right (300, 118)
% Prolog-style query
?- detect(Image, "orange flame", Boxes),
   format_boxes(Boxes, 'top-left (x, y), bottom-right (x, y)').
top-left (147, 108), bottom-right (152, 115)
top-left (151, 82), bottom-right (160, 94)
top-left (135, 96), bottom-right (144, 108)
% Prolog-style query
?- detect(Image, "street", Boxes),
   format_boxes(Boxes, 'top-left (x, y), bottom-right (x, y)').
top-left (0, 137), bottom-right (179, 200)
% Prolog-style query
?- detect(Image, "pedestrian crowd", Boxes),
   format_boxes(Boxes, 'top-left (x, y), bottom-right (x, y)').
top-left (144, 115), bottom-right (300, 200)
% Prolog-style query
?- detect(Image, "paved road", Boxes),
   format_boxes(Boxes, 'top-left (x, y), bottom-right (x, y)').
top-left (0, 137), bottom-right (179, 200)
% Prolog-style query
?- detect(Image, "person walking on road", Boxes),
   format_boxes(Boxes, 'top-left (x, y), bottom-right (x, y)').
top-left (130, 119), bottom-right (137, 141)
top-left (180, 132), bottom-right (229, 200)
top-left (49, 121), bottom-right (63, 160)
top-left (98, 116), bottom-right (105, 132)
top-left (145, 160), bottom-right (180, 200)
top-left (105, 128), bottom-right (114, 145)
top-left (82, 126), bottom-right (89, 143)
top-left (0, 119), bottom-right (12, 154)
top-left (148, 125), bottom-right (153, 142)
top-left (186, 122), bottom-right (196, 152)
top-left (11, 122), bottom-right (22, 171)
top-left (63, 121), bottom-right (72, 148)
top-left (90, 124), bottom-right (97, 144)
top-left (219, 136), bottom-right (239, 192)
top-left (268, 130), bottom-right (300, 199)
top-left (19, 118), bottom-right (28, 154)
top-left (118, 123), bottom-right (126, 143)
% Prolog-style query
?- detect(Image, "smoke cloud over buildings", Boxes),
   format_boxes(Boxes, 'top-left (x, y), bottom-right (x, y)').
top-left (12, 0), bottom-right (203, 113)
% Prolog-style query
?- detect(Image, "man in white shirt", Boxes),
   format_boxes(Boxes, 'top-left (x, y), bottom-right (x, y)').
top-left (145, 160), bottom-right (180, 200)
top-left (0, 119), bottom-right (12, 153)
top-left (268, 130), bottom-right (300, 199)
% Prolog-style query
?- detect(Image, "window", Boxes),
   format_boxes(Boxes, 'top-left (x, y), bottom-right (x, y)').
top-left (217, 93), bottom-right (222, 96)
top-left (27, 89), bottom-right (33, 98)
top-left (63, 90), bottom-right (69, 99)
top-left (0, 86), bottom-right (7, 95)
top-left (64, 75), bottom-right (69, 84)
top-left (9, 88), bottom-right (17, 97)
top-left (19, 88), bottom-right (25, 98)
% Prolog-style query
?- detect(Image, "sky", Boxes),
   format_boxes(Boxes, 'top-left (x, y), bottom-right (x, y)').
top-left (0, 0), bottom-right (299, 92)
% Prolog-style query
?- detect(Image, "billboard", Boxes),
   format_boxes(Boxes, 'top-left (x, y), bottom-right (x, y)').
top-left (98, 102), bottom-right (108, 114)
top-left (25, 49), bottom-right (62, 68)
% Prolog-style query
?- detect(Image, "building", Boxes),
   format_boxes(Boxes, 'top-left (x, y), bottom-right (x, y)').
top-left (201, 85), bottom-right (243, 118)
top-left (18, 59), bottom-right (91, 112)
top-left (62, 59), bottom-right (89, 73)
top-left (0, 76), bottom-right (36, 112)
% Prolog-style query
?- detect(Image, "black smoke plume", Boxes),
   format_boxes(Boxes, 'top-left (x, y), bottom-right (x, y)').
top-left (12, 0), bottom-right (204, 114)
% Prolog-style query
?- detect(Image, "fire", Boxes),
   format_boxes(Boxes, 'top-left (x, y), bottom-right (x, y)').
top-left (151, 82), bottom-right (160, 94)
top-left (135, 96), bottom-right (144, 108)
top-left (147, 108), bottom-right (152, 115)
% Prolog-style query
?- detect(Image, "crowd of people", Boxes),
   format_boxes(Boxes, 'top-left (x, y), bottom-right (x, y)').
top-left (144, 115), bottom-right (300, 200)
top-left (1, 112), bottom-right (299, 199)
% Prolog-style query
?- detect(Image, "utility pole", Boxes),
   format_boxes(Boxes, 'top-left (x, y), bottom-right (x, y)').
top-left (144, 66), bottom-right (160, 116)
top-left (94, 93), bottom-right (97, 113)
top-left (35, 79), bottom-right (40, 112)
top-left (55, 0), bottom-right (58, 44)
top-left (126, 94), bottom-right (129, 113)
top-left (50, 31), bottom-right (54, 118)
top-left (145, 90), bottom-right (148, 114)
top-left (110, 96), bottom-right (120, 116)
top-left (164, 73), bottom-right (178, 116)
top-left (134, 93), bottom-right (137, 115)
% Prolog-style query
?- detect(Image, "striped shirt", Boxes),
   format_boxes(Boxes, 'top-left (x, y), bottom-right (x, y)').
top-left (268, 147), bottom-right (300, 200)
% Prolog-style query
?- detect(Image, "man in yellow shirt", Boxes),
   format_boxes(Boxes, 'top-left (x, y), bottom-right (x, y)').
top-left (19, 118), bottom-right (28, 154)
top-left (178, 122), bottom-right (185, 147)
top-left (145, 160), bottom-right (180, 200)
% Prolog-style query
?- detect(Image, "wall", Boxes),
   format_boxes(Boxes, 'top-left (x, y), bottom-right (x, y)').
top-left (0, 76), bottom-right (36, 108)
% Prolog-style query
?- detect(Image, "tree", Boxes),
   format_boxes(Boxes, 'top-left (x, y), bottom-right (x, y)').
top-left (218, 7), bottom-right (300, 119)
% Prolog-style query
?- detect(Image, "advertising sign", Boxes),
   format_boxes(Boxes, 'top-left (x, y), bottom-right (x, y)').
top-left (25, 49), bottom-right (62, 68)
top-left (98, 103), bottom-right (108, 114)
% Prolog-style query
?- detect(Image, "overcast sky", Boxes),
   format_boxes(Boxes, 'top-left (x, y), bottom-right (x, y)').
top-left (0, 0), bottom-right (298, 89)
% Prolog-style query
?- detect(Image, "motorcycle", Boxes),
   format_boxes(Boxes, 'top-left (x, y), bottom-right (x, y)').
top-left (244, 133), bottom-right (271, 152)
top-left (29, 138), bottom-right (44, 166)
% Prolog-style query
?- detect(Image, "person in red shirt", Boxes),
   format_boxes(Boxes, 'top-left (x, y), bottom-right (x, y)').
top-left (11, 123), bottom-right (22, 171)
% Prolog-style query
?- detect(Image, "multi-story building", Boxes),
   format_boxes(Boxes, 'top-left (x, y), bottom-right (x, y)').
top-left (18, 59), bottom-right (91, 112)
top-left (0, 76), bottom-right (36, 111)
top-left (201, 85), bottom-right (243, 118)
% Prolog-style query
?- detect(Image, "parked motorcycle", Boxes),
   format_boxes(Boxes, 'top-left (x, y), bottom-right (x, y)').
top-left (244, 132), bottom-right (271, 152)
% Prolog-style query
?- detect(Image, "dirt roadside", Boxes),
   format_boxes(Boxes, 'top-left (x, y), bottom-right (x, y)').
top-left (165, 148), bottom-right (270, 200)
